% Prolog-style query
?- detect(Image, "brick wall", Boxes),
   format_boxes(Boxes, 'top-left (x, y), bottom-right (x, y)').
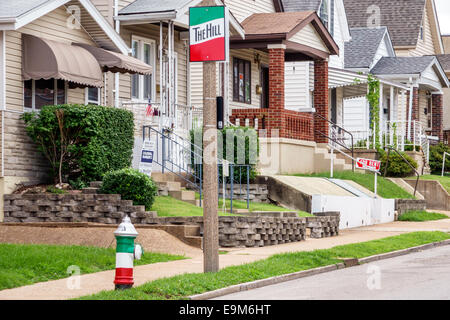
top-left (432, 94), bottom-right (444, 142)
top-left (313, 59), bottom-right (329, 143)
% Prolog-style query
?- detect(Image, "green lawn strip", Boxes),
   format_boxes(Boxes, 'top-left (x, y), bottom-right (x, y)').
top-left (417, 175), bottom-right (450, 193)
top-left (154, 195), bottom-right (313, 218)
top-left (293, 171), bottom-right (415, 199)
top-left (399, 210), bottom-right (449, 222)
top-left (78, 231), bottom-right (450, 300)
top-left (0, 244), bottom-right (185, 291)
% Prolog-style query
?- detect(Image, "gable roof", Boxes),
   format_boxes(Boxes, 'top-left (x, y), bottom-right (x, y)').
top-left (0, 0), bottom-right (130, 54)
top-left (371, 56), bottom-right (435, 75)
top-left (237, 11), bottom-right (339, 56)
top-left (280, 0), bottom-right (322, 12)
top-left (436, 54), bottom-right (450, 73)
top-left (343, 0), bottom-right (426, 48)
top-left (345, 27), bottom-right (391, 69)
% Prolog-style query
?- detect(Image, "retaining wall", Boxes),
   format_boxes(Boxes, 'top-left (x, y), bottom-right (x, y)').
top-left (3, 193), bottom-right (157, 224)
top-left (218, 184), bottom-right (269, 203)
top-left (395, 199), bottom-right (427, 215)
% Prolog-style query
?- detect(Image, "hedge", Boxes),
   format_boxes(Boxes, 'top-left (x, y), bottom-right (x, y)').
top-left (22, 104), bottom-right (134, 185)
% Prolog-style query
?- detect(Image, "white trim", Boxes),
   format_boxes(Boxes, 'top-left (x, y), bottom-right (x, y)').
top-left (116, 12), bottom-right (178, 24)
top-left (267, 44), bottom-right (287, 50)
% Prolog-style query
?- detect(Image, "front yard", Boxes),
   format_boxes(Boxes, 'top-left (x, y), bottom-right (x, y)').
top-left (399, 211), bottom-right (449, 222)
top-left (0, 244), bottom-right (184, 291)
top-left (153, 196), bottom-right (313, 217)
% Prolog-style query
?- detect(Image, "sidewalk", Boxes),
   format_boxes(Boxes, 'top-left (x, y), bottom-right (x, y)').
top-left (1, 219), bottom-right (449, 300)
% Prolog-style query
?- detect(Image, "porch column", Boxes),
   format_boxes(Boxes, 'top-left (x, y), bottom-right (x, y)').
top-left (268, 44), bottom-right (286, 110)
top-left (267, 44), bottom-right (286, 138)
top-left (379, 82), bottom-right (384, 145)
top-left (407, 86), bottom-right (419, 140)
top-left (432, 93), bottom-right (444, 142)
top-left (314, 59), bottom-right (329, 144)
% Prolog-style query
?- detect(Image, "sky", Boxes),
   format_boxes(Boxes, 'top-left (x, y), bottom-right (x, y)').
top-left (435, 0), bottom-right (450, 35)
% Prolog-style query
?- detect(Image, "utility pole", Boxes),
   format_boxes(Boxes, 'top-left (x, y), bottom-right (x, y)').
top-left (201, 0), bottom-right (219, 273)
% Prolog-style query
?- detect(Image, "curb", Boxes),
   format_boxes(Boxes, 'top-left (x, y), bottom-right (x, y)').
top-left (189, 239), bottom-right (450, 300)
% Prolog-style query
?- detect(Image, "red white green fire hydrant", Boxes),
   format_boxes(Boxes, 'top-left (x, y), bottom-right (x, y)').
top-left (114, 215), bottom-right (142, 290)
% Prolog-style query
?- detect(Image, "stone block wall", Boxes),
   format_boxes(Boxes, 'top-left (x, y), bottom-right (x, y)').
top-left (144, 214), bottom-right (340, 248)
top-left (218, 184), bottom-right (269, 203)
top-left (395, 199), bottom-right (427, 215)
top-left (3, 193), bottom-right (156, 224)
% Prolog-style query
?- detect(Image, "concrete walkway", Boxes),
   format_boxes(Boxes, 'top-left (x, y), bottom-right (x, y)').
top-left (1, 219), bottom-right (450, 300)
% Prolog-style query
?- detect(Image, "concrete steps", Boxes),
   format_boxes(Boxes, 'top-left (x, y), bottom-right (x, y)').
top-left (314, 147), bottom-right (353, 173)
top-left (154, 173), bottom-right (199, 206)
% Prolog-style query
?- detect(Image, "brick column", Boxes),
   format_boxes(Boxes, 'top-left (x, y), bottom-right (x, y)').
top-left (266, 44), bottom-right (286, 137)
top-left (432, 93), bottom-right (444, 142)
top-left (314, 59), bottom-right (329, 144)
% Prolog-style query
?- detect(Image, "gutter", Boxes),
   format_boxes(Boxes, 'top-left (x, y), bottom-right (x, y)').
top-left (115, 12), bottom-right (178, 23)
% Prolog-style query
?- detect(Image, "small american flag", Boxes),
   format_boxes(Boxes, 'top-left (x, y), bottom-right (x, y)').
top-left (146, 99), bottom-right (153, 117)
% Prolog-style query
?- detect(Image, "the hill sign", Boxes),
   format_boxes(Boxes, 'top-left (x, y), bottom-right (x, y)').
top-left (356, 158), bottom-right (381, 172)
top-left (189, 6), bottom-right (229, 62)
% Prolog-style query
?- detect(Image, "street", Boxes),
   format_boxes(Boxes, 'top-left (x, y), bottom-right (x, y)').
top-left (214, 245), bottom-right (450, 300)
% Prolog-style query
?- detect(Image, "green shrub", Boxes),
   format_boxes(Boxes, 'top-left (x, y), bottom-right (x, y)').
top-left (22, 104), bottom-right (134, 184)
top-left (189, 126), bottom-right (260, 182)
top-left (428, 143), bottom-right (450, 174)
top-left (100, 168), bottom-right (157, 210)
top-left (379, 149), bottom-right (418, 177)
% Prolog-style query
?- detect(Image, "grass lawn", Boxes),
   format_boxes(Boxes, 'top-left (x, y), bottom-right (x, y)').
top-left (153, 196), bottom-right (313, 217)
top-left (293, 171), bottom-right (415, 199)
top-left (399, 210), bottom-right (449, 222)
top-left (79, 231), bottom-right (450, 300)
top-left (0, 244), bottom-right (185, 291)
top-left (418, 175), bottom-right (450, 193)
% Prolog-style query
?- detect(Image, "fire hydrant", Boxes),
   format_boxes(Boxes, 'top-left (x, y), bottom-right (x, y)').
top-left (114, 215), bottom-right (143, 290)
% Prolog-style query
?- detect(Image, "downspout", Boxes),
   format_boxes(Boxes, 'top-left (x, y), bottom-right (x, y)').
top-left (114, 0), bottom-right (120, 108)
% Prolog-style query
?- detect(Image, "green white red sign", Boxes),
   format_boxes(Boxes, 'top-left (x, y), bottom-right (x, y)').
top-left (189, 6), bottom-right (229, 62)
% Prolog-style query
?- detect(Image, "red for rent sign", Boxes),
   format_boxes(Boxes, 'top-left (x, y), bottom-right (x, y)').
top-left (356, 158), bottom-right (381, 172)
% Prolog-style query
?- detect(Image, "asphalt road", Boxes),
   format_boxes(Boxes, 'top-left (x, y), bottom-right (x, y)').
top-left (214, 245), bottom-right (450, 300)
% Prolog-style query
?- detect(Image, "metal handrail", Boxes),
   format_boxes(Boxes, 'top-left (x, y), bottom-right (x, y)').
top-left (314, 113), bottom-right (355, 172)
top-left (383, 146), bottom-right (420, 197)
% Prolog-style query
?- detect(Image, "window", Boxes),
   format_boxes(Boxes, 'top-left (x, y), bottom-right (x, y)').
top-left (420, 24), bottom-right (424, 40)
top-left (24, 79), bottom-right (66, 111)
top-left (233, 58), bottom-right (251, 104)
top-left (131, 36), bottom-right (156, 102)
top-left (319, 0), bottom-right (334, 36)
top-left (86, 87), bottom-right (101, 105)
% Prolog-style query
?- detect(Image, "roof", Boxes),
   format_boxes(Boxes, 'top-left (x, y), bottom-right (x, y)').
top-left (343, 0), bottom-right (426, 48)
top-left (241, 11), bottom-right (315, 36)
top-left (0, 0), bottom-right (50, 19)
top-left (280, 0), bottom-right (322, 12)
top-left (371, 56), bottom-right (435, 75)
top-left (436, 54), bottom-right (450, 72)
top-left (119, 0), bottom-right (191, 15)
top-left (345, 27), bottom-right (390, 69)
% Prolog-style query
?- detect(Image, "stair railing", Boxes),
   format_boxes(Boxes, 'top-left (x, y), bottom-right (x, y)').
top-left (314, 113), bottom-right (355, 172)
